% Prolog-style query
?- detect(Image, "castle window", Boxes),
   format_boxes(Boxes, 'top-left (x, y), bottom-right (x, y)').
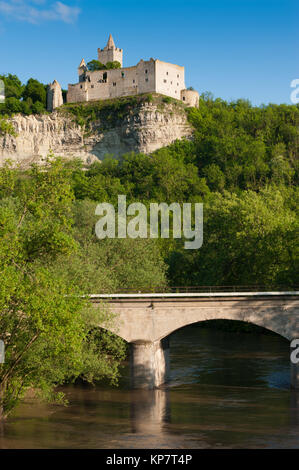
top-left (166, 72), bottom-right (169, 75)
top-left (113, 82), bottom-right (116, 86)
top-left (183, 97), bottom-right (186, 101)
top-left (145, 70), bottom-right (148, 74)
top-left (91, 85), bottom-right (94, 88)
top-left (80, 85), bottom-right (83, 89)
top-left (103, 72), bottom-right (107, 80)
top-left (164, 79), bottom-right (167, 83)
top-left (121, 72), bottom-right (125, 78)
top-left (133, 79), bottom-right (135, 84)
top-left (145, 78), bottom-right (149, 82)
top-left (177, 74), bottom-right (179, 78)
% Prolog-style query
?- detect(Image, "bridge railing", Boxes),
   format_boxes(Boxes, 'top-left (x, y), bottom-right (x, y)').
top-left (94, 286), bottom-right (299, 294)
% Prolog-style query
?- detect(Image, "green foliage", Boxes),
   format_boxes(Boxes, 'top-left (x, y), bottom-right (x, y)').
top-left (106, 61), bottom-right (121, 69)
top-left (0, 158), bottom-right (133, 419)
top-left (22, 78), bottom-right (47, 106)
top-left (186, 96), bottom-right (299, 191)
top-left (31, 101), bottom-right (45, 115)
top-left (47, 199), bottom-right (168, 293)
top-left (0, 92), bottom-right (298, 420)
top-left (87, 60), bottom-right (121, 71)
top-left (202, 164), bottom-right (226, 192)
top-left (168, 186), bottom-right (298, 287)
top-left (0, 117), bottom-right (17, 136)
top-left (87, 60), bottom-right (106, 71)
top-left (0, 74), bottom-right (24, 100)
top-left (62, 96), bottom-right (298, 289)
top-left (69, 152), bottom-right (208, 204)
top-left (1, 97), bottom-right (23, 114)
top-left (61, 94), bottom-right (155, 130)
top-left (0, 156), bottom-right (170, 419)
top-left (0, 74), bottom-right (47, 116)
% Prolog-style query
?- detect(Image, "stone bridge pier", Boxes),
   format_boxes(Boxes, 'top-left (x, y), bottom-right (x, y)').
top-left (130, 338), bottom-right (170, 389)
top-left (92, 292), bottom-right (299, 390)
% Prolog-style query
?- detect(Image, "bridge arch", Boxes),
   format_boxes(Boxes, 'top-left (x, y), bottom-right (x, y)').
top-left (91, 292), bottom-right (299, 390)
top-left (156, 314), bottom-right (292, 343)
top-left (167, 319), bottom-right (291, 387)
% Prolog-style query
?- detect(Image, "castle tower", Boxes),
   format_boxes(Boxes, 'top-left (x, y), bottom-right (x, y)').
top-left (47, 80), bottom-right (63, 112)
top-left (78, 58), bottom-right (87, 82)
top-left (98, 34), bottom-right (123, 67)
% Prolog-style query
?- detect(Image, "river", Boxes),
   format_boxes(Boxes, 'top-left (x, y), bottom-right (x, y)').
top-left (1, 325), bottom-right (298, 449)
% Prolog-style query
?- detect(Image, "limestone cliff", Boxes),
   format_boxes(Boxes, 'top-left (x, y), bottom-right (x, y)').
top-left (0, 98), bottom-right (193, 168)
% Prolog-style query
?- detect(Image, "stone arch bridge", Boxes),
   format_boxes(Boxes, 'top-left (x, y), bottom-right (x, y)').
top-left (90, 291), bottom-right (299, 390)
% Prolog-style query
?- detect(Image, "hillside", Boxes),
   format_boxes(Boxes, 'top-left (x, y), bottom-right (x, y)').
top-left (0, 94), bottom-right (192, 167)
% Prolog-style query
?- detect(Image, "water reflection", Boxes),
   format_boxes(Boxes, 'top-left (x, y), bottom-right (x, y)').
top-left (1, 325), bottom-right (299, 448)
top-left (130, 389), bottom-right (170, 434)
top-left (290, 391), bottom-right (299, 426)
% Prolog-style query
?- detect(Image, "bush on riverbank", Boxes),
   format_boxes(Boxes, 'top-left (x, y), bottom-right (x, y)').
top-left (0, 158), bottom-right (167, 419)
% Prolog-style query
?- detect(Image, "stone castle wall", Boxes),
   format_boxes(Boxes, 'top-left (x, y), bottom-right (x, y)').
top-left (67, 59), bottom-right (188, 104)
top-left (48, 35), bottom-right (200, 111)
top-left (155, 60), bottom-right (185, 100)
top-left (181, 89), bottom-right (199, 107)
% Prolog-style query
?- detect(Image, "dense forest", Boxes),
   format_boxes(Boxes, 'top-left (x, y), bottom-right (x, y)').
top-left (64, 94), bottom-right (299, 288)
top-left (0, 91), bottom-right (298, 418)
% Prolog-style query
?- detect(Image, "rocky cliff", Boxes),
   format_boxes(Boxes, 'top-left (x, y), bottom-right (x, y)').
top-left (0, 97), bottom-right (193, 167)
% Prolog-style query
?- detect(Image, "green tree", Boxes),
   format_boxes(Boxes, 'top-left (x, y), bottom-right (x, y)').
top-left (203, 164), bottom-right (226, 192)
top-left (0, 158), bottom-right (127, 420)
top-left (106, 61), bottom-right (121, 69)
top-left (87, 60), bottom-right (121, 71)
top-left (87, 60), bottom-right (106, 71)
top-left (51, 199), bottom-right (168, 293)
top-left (168, 186), bottom-right (298, 287)
top-left (22, 78), bottom-right (47, 106)
top-left (0, 74), bottom-right (24, 100)
top-left (31, 101), bottom-right (46, 115)
top-left (2, 97), bottom-right (23, 114)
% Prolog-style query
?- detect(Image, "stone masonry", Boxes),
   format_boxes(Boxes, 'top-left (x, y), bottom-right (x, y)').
top-left (47, 34), bottom-right (199, 111)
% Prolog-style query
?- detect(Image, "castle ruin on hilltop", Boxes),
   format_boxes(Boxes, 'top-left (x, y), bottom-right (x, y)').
top-left (47, 34), bottom-right (199, 111)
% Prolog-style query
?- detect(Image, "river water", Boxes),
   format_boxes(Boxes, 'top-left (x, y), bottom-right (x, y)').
top-left (1, 325), bottom-right (299, 449)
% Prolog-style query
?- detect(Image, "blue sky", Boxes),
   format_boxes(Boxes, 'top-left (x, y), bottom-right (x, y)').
top-left (0, 0), bottom-right (298, 105)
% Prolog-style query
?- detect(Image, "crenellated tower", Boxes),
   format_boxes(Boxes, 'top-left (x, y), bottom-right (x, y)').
top-left (97, 34), bottom-right (123, 67)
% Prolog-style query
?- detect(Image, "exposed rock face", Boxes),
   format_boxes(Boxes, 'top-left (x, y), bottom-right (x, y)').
top-left (0, 102), bottom-right (193, 168)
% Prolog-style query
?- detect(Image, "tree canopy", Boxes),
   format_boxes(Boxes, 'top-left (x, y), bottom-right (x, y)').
top-left (62, 95), bottom-right (298, 288)
top-left (0, 157), bottom-right (167, 419)
top-left (0, 74), bottom-right (48, 116)
top-left (87, 60), bottom-right (121, 71)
